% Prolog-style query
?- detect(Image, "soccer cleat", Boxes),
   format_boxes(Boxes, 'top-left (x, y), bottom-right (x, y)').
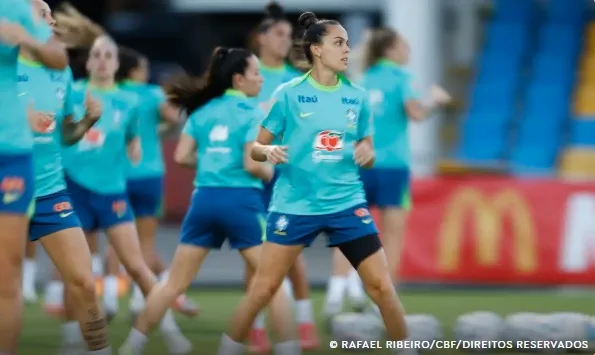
top-left (44, 303), bottom-right (65, 319)
top-left (172, 294), bottom-right (200, 318)
top-left (298, 323), bottom-right (319, 350)
top-left (248, 328), bottom-right (271, 354)
top-left (23, 289), bottom-right (38, 305)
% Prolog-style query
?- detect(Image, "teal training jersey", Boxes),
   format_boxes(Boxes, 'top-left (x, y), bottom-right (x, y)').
top-left (0, 0), bottom-right (52, 154)
top-left (360, 59), bottom-right (420, 168)
top-left (255, 63), bottom-right (302, 110)
top-left (262, 72), bottom-right (373, 215)
top-left (62, 82), bottom-right (139, 194)
top-left (183, 89), bottom-right (262, 190)
top-left (18, 58), bottom-right (73, 197)
top-left (120, 81), bottom-right (166, 179)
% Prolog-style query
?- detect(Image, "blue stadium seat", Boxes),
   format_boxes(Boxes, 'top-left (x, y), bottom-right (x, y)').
top-left (569, 119), bottom-right (595, 146)
top-left (538, 23), bottom-right (582, 46)
top-left (484, 23), bottom-right (529, 54)
top-left (523, 84), bottom-right (571, 117)
top-left (493, 0), bottom-right (536, 22)
top-left (457, 114), bottom-right (510, 162)
top-left (547, 0), bottom-right (587, 23)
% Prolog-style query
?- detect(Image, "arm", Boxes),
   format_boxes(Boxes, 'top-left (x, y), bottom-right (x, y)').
top-left (356, 96), bottom-right (375, 169)
top-left (250, 89), bottom-right (287, 162)
top-left (174, 133), bottom-right (198, 169)
top-left (21, 35), bottom-right (68, 70)
top-left (243, 117), bottom-right (273, 181)
top-left (250, 128), bottom-right (276, 162)
top-left (61, 114), bottom-right (98, 146)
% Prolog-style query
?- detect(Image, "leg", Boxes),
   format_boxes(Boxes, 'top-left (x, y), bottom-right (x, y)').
top-left (0, 214), bottom-right (29, 354)
top-left (381, 208), bottom-right (407, 285)
top-left (41, 227), bottom-right (110, 353)
top-left (246, 263), bottom-right (271, 354)
top-left (22, 241), bottom-right (38, 303)
top-left (338, 236), bottom-right (408, 342)
top-left (103, 245), bottom-right (120, 320)
top-left (121, 244), bottom-right (209, 355)
top-left (218, 242), bottom-right (302, 355)
top-left (287, 255), bottom-right (318, 349)
top-left (325, 247), bottom-right (352, 318)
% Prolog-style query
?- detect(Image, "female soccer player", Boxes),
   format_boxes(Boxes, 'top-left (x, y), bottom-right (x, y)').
top-left (0, 0), bottom-right (67, 352)
top-left (217, 12), bottom-right (413, 355)
top-left (359, 28), bottom-right (450, 288)
top-left (61, 35), bottom-right (191, 354)
top-left (247, 2), bottom-right (318, 352)
top-left (117, 46), bottom-right (199, 318)
top-left (118, 47), bottom-right (297, 355)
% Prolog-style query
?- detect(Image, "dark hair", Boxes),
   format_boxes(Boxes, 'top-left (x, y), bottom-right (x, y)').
top-left (165, 47), bottom-right (253, 114)
top-left (363, 27), bottom-right (399, 69)
top-left (258, 2), bottom-right (288, 33)
top-left (297, 12), bottom-right (340, 64)
top-left (116, 46), bottom-right (146, 82)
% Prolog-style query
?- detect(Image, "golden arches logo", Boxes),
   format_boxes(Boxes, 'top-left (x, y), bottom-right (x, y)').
top-left (438, 188), bottom-right (537, 273)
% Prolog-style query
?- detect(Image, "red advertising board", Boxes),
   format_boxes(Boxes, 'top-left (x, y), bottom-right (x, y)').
top-left (163, 142), bottom-right (595, 285)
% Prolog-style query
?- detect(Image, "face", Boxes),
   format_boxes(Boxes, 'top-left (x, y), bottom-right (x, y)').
top-left (234, 55), bottom-right (263, 97)
top-left (386, 36), bottom-right (410, 65)
top-left (311, 25), bottom-right (350, 72)
top-left (130, 57), bottom-right (150, 83)
top-left (86, 39), bottom-right (119, 80)
top-left (259, 21), bottom-right (293, 60)
top-left (33, 0), bottom-right (56, 27)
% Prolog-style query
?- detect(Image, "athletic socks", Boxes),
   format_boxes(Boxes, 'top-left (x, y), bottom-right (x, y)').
top-left (22, 259), bottom-right (37, 301)
top-left (88, 346), bottom-right (112, 355)
top-left (295, 299), bottom-right (314, 324)
top-left (346, 269), bottom-right (368, 310)
top-left (217, 334), bottom-right (245, 355)
top-left (253, 311), bottom-right (266, 329)
top-left (281, 278), bottom-right (293, 298)
top-left (44, 280), bottom-right (64, 310)
top-left (275, 340), bottom-right (301, 355)
top-left (91, 254), bottom-right (103, 276)
top-left (324, 276), bottom-right (347, 316)
top-left (122, 328), bottom-right (147, 354)
top-left (129, 284), bottom-right (144, 314)
top-left (103, 275), bottom-right (119, 315)
top-left (62, 321), bottom-right (83, 346)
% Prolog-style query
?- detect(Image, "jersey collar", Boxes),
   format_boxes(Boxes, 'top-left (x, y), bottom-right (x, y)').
top-left (292, 70), bottom-right (349, 92)
top-left (18, 55), bottom-right (43, 68)
top-left (377, 58), bottom-right (400, 68)
top-left (224, 89), bottom-right (248, 98)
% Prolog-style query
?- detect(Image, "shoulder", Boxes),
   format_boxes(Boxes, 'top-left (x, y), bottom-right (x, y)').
top-left (340, 77), bottom-right (368, 101)
top-left (113, 90), bottom-right (140, 109)
top-left (146, 84), bottom-right (165, 98)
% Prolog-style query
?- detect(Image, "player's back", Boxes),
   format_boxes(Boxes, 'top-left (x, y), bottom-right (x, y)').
top-left (256, 63), bottom-right (301, 107)
top-left (0, 0), bottom-right (40, 153)
top-left (120, 82), bottom-right (165, 178)
top-left (185, 90), bottom-right (262, 190)
top-left (361, 60), bottom-right (415, 168)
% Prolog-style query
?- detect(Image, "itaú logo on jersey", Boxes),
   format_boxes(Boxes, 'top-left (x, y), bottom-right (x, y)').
top-left (312, 130), bottom-right (344, 163)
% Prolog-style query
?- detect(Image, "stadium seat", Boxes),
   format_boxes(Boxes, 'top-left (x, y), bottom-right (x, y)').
top-left (559, 148), bottom-right (595, 178)
top-left (569, 119), bottom-right (595, 146)
top-left (546, 0), bottom-right (587, 24)
top-left (493, 0), bottom-right (536, 22)
top-left (510, 146), bottom-right (559, 173)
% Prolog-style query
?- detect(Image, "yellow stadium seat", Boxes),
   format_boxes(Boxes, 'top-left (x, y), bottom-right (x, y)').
top-left (559, 149), bottom-right (595, 178)
top-left (573, 94), bottom-right (595, 115)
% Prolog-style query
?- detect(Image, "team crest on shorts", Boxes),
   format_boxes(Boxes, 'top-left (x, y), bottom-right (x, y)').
top-left (274, 215), bottom-right (288, 235)
top-left (346, 109), bottom-right (357, 128)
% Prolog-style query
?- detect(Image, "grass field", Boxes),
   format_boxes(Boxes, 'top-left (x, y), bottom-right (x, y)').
top-left (17, 289), bottom-right (594, 354)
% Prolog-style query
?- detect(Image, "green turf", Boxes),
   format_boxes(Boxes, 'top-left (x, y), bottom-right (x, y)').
top-left (18, 289), bottom-right (594, 354)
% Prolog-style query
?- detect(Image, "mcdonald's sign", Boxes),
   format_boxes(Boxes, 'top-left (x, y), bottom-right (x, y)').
top-left (437, 188), bottom-right (537, 274)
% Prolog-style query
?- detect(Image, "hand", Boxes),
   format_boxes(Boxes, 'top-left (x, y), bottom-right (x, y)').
top-left (26, 101), bottom-right (55, 133)
top-left (429, 85), bottom-right (452, 105)
top-left (84, 90), bottom-right (102, 122)
top-left (0, 20), bottom-right (29, 46)
top-left (354, 140), bottom-right (375, 167)
top-left (265, 145), bottom-right (288, 165)
top-left (127, 139), bottom-right (142, 164)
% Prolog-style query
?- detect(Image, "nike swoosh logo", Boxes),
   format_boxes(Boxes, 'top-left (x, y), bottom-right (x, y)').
top-left (18, 92), bottom-right (27, 97)
top-left (60, 211), bottom-right (73, 218)
top-left (300, 112), bottom-right (313, 118)
top-left (3, 193), bottom-right (20, 204)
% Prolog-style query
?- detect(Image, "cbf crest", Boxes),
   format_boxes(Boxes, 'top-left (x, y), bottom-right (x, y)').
top-left (346, 108), bottom-right (357, 128)
top-left (274, 215), bottom-right (288, 236)
top-left (55, 88), bottom-right (65, 108)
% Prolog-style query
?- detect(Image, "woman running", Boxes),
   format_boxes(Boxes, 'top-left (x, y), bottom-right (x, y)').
top-left (117, 47), bottom-right (200, 318)
top-left (217, 12), bottom-right (414, 355)
top-left (118, 47), bottom-right (297, 355)
top-left (60, 35), bottom-right (191, 354)
top-left (18, 3), bottom-right (112, 354)
top-left (0, 0), bottom-right (67, 352)
top-left (247, 2), bottom-right (318, 352)
top-left (359, 27), bottom-right (450, 288)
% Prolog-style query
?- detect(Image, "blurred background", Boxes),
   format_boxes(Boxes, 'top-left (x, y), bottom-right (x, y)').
top-left (20, 0), bottom-right (595, 351)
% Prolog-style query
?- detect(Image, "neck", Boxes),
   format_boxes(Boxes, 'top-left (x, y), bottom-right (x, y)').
top-left (19, 49), bottom-right (36, 63)
top-left (89, 77), bottom-right (115, 89)
top-left (259, 51), bottom-right (284, 68)
top-left (310, 65), bottom-right (339, 86)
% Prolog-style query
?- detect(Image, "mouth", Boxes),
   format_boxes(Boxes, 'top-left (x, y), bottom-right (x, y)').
top-left (341, 58), bottom-right (349, 64)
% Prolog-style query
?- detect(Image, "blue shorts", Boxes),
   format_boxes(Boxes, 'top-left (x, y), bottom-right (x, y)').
top-left (266, 203), bottom-right (378, 247)
top-left (0, 153), bottom-right (34, 215)
top-left (262, 169), bottom-right (280, 209)
top-left (65, 176), bottom-right (134, 232)
top-left (360, 168), bottom-right (412, 209)
top-left (127, 176), bottom-right (163, 218)
top-left (180, 187), bottom-right (265, 250)
top-left (29, 190), bottom-right (81, 241)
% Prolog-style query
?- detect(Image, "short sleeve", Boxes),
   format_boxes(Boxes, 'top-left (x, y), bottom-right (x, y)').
top-left (126, 100), bottom-right (140, 140)
top-left (261, 87), bottom-right (287, 137)
top-left (244, 114), bottom-right (260, 144)
top-left (357, 97), bottom-right (373, 140)
top-left (62, 69), bottom-right (74, 118)
top-left (401, 72), bottom-right (421, 102)
top-left (182, 117), bottom-right (195, 138)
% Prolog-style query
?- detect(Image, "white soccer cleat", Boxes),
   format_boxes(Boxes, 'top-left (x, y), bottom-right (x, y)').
top-left (162, 331), bottom-right (193, 355)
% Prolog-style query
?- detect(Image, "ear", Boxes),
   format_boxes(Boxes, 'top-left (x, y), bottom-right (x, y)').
top-left (310, 43), bottom-right (322, 58)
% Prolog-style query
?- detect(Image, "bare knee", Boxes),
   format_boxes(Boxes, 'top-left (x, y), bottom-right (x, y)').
top-left (249, 278), bottom-right (280, 306)
top-left (363, 275), bottom-right (394, 300)
top-left (66, 273), bottom-right (96, 301)
top-left (123, 258), bottom-right (151, 282)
